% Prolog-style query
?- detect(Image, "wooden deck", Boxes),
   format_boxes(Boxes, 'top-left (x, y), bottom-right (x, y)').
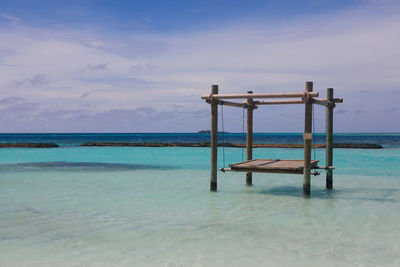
top-left (229, 159), bottom-right (319, 174)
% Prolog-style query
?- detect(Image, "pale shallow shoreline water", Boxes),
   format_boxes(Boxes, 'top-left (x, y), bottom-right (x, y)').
top-left (1, 140), bottom-right (400, 266)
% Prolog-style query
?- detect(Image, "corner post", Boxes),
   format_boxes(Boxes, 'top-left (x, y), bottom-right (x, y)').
top-left (303, 81), bottom-right (313, 197)
top-left (210, 85), bottom-right (219, 191)
top-left (326, 88), bottom-right (334, 189)
top-left (246, 91), bottom-right (254, 186)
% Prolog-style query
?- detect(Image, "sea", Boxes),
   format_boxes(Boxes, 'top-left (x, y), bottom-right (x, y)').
top-left (0, 133), bottom-right (399, 266)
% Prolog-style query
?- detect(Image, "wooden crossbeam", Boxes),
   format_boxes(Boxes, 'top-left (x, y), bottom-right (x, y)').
top-left (201, 91), bottom-right (319, 100)
top-left (246, 98), bottom-right (343, 106)
top-left (313, 99), bottom-right (330, 107)
top-left (323, 98), bottom-right (343, 103)
top-left (205, 99), bottom-right (248, 108)
top-left (252, 100), bottom-right (304, 105)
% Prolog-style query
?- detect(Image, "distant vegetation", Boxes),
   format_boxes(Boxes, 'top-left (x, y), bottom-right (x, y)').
top-left (0, 142), bottom-right (383, 149)
top-left (197, 130), bottom-right (229, 134)
top-left (0, 143), bottom-right (59, 148)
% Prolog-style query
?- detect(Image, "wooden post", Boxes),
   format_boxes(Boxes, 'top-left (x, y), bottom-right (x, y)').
top-left (246, 91), bottom-right (254, 186)
top-left (210, 85), bottom-right (218, 191)
top-left (303, 81), bottom-right (313, 197)
top-left (326, 88), bottom-right (334, 189)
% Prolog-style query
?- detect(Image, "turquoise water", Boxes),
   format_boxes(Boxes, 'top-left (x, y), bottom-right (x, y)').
top-left (1, 133), bottom-right (400, 147)
top-left (1, 146), bottom-right (400, 266)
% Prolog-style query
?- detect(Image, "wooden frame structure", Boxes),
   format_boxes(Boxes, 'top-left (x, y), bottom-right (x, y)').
top-left (201, 81), bottom-right (343, 197)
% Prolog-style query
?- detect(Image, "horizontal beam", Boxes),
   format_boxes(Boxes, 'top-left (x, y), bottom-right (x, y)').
top-left (313, 98), bottom-right (343, 107)
top-left (205, 99), bottom-right (248, 108)
top-left (312, 166), bottom-right (336, 170)
top-left (252, 100), bottom-right (304, 105)
top-left (317, 98), bottom-right (343, 103)
top-left (313, 99), bottom-right (330, 107)
top-left (250, 97), bottom-right (343, 106)
top-left (201, 91), bottom-right (319, 100)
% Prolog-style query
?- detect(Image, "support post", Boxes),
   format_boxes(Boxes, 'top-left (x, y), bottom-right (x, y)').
top-left (303, 81), bottom-right (313, 197)
top-left (246, 91), bottom-right (254, 186)
top-left (326, 88), bottom-right (334, 189)
top-left (210, 85), bottom-right (218, 191)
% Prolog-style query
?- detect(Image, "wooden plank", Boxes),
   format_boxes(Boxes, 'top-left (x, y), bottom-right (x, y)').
top-left (229, 159), bottom-right (319, 174)
top-left (231, 159), bottom-right (319, 168)
top-left (201, 91), bottom-right (319, 100)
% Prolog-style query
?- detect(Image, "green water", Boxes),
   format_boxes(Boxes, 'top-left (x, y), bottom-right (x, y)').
top-left (0, 147), bottom-right (399, 266)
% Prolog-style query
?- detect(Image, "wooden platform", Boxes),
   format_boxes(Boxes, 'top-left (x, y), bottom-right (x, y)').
top-left (229, 159), bottom-right (319, 174)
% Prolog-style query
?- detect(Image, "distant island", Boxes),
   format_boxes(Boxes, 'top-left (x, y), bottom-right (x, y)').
top-left (0, 142), bottom-right (384, 149)
top-left (0, 143), bottom-right (59, 148)
top-left (80, 142), bottom-right (382, 149)
top-left (197, 130), bottom-right (230, 134)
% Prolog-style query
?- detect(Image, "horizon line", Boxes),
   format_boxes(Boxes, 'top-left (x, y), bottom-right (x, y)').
top-left (0, 132), bottom-right (399, 135)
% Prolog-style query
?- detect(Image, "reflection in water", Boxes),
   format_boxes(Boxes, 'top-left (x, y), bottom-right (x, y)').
top-left (254, 186), bottom-right (398, 202)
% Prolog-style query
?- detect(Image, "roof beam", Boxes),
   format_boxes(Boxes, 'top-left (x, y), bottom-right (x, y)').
top-left (201, 91), bottom-right (319, 100)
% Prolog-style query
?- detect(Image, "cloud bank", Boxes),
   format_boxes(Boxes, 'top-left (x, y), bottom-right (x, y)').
top-left (0, 3), bottom-right (399, 132)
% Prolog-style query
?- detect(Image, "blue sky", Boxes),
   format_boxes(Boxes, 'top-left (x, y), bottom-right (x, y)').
top-left (0, 0), bottom-right (399, 132)
top-left (0, 1), bottom-right (363, 32)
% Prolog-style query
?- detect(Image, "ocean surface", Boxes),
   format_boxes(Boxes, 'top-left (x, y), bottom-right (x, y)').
top-left (1, 132), bottom-right (400, 147)
top-left (1, 133), bottom-right (400, 266)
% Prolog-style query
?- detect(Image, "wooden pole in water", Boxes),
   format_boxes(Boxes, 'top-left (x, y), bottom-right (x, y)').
top-left (246, 91), bottom-right (254, 186)
top-left (303, 81), bottom-right (313, 197)
top-left (326, 88), bottom-right (334, 189)
top-left (210, 85), bottom-right (218, 191)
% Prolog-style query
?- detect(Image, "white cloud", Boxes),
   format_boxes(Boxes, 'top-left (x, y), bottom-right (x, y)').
top-left (0, 13), bottom-right (20, 24)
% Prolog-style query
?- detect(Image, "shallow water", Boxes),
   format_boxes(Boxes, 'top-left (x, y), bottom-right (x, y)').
top-left (1, 133), bottom-right (399, 147)
top-left (0, 146), bottom-right (400, 266)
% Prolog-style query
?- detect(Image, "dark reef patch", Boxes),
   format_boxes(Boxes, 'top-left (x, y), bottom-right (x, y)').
top-left (80, 142), bottom-right (383, 149)
top-left (0, 143), bottom-right (59, 148)
top-left (0, 161), bottom-right (173, 172)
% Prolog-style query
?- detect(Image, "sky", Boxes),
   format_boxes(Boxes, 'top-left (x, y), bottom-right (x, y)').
top-left (0, 0), bottom-right (399, 133)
